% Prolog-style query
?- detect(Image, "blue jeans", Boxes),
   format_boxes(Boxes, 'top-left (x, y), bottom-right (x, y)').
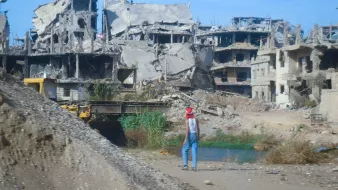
top-left (182, 133), bottom-right (198, 168)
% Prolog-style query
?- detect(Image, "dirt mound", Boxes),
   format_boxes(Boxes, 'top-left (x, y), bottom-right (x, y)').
top-left (0, 70), bottom-right (195, 190)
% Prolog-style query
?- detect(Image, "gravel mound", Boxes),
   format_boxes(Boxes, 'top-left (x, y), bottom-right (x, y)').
top-left (0, 70), bottom-right (195, 190)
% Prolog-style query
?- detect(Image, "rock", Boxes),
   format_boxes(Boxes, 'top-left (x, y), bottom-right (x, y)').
top-left (204, 180), bottom-right (213, 185)
top-left (280, 176), bottom-right (288, 181)
top-left (321, 131), bottom-right (330, 135)
top-left (216, 107), bottom-right (223, 117)
top-left (226, 105), bottom-right (235, 113)
top-left (332, 167), bottom-right (338, 173)
top-left (253, 142), bottom-right (269, 151)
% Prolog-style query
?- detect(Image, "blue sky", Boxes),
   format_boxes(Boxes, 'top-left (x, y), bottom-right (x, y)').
top-left (1, 0), bottom-right (337, 42)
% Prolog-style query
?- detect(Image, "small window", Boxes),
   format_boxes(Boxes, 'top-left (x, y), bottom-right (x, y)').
top-left (63, 88), bottom-right (70, 97)
top-left (237, 72), bottom-right (247, 82)
top-left (261, 69), bottom-right (264, 76)
top-left (256, 91), bottom-right (258, 98)
top-left (236, 54), bottom-right (245, 62)
top-left (262, 92), bottom-right (265, 100)
top-left (280, 85), bottom-right (285, 94)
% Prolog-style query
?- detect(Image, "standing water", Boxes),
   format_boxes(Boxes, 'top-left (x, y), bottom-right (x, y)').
top-left (197, 147), bottom-right (267, 163)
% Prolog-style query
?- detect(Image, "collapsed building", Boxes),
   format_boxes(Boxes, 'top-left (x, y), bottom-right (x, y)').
top-left (253, 23), bottom-right (338, 122)
top-left (103, 0), bottom-right (214, 90)
top-left (196, 17), bottom-right (289, 96)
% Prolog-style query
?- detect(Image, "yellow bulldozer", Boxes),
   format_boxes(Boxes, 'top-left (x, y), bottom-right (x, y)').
top-left (23, 78), bottom-right (91, 121)
top-left (23, 78), bottom-right (168, 122)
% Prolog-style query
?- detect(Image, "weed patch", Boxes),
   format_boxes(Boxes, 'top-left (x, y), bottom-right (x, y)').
top-left (120, 111), bottom-right (167, 149)
top-left (265, 140), bottom-right (320, 164)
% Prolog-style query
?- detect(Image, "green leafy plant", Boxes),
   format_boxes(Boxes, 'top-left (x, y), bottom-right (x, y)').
top-left (120, 111), bottom-right (167, 149)
top-left (88, 80), bottom-right (119, 101)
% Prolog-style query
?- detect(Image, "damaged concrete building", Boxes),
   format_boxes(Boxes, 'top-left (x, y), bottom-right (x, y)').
top-left (251, 21), bottom-right (298, 102)
top-left (103, 0), bottom-right (214, 90)
top-left (196, 17), bottom-right (288, 96)
top-left (2, 0), bottom-right (121, 101)
top-left (252, 23), bottom-right (338, 122)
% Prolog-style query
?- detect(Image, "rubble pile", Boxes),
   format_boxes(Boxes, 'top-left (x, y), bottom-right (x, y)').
top-left (0, 69), bottom-right (195, 190)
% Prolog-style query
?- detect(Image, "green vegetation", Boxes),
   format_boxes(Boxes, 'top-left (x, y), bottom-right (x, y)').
top-left (120, 111), bottom-right (167, 149)
top-left (88, 80), bottom-right (119, 101)
top-left (304, 99), bottom-right (317, 108)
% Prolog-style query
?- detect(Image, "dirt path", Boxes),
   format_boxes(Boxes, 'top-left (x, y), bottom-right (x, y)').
top-left (129, 150), bottom-right (337, 190)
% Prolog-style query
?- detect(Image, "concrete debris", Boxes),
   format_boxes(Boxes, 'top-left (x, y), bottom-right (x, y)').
top-left (0, 69), bottom-right (195, 190)
top-left (204, 180), bottom-right (213, 185)
top-left (105, 2), bottom-right (194, 36)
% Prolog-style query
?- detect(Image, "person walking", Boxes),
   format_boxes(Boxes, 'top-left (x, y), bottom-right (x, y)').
top-left (182, 107), bottom-right (200, 171)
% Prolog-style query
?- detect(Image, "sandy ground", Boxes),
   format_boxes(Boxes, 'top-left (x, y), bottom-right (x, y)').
top-left (128, 150), bottom-right (338, 190)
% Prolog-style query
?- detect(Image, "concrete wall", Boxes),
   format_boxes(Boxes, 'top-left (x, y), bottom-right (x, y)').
top-left (57, 84), bottom-right (87, 101)
top-left (276, 50), bottom-right (290, 107)
top-left (320, 89), bottom-right (338, 122)
top-left (252, 85), bottom-right (270, 102)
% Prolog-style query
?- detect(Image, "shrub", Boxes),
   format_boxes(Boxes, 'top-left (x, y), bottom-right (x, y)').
top-left (304, 99), bottom-right (317, 108)
top-left (265, 140), bottom-right (320, 164)
top-left (124, 128), bottom-right (148, 148)
top-left (120, 111), bottom-right (167, 149)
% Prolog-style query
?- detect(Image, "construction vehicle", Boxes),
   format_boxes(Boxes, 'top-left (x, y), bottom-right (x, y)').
top-left (23, 78), bottom-right (168, 122)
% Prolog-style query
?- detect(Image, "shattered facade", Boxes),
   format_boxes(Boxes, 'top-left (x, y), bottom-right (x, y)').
top-left (252, 23), bottom-right (338, 121)
top-left (196, 17), bottom-right (289, 96)
top-left (102, 0), bottom-right (214, 90)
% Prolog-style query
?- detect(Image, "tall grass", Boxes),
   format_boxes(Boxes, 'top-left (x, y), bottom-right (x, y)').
top-left (120, 111), bottom-right (167, 149)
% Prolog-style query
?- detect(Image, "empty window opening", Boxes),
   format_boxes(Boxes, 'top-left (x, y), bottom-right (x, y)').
top-left (298, 57), bottom-right (304, 72)
top-left (53, 34), bottom-right (59, 43)
top-left (305, 56), bottom-right (313, 73)
top-left (323, 79), bottom-right (332, 89)
top-left (156, 34), bottom-right (171, 44)
top-left (78, 18), bottom-right (86, 29)
top-left (270, 56), bottom-right (276, 70)
top-left (280, 85), bottom-right (285, 94)
top-left (262, 92), bottom-right (265, 100)
top-left (280, 51), bottom-right (285, 68)
top-left (236, 53), bottom-right (245, 62)
top-left (63, 88), bottom-right (70, 97)
top-left (215, 71), bottom-right (228, 82)
top-left (261, 69), bottom-right (265, 76)
top-left (320, 50), bottom-right (338, 70)
top-left (235, 32), bottom-right (246, 43)
top-left (64, 31), bottom-right (69, 44)
top-left (237, 72), bottom-right (247, 82)
top-left (74, 31), bottom-right (84, 40)
top-left (73, 0), bottom-right (89, 11)
top-left (255, 91), bottom-right (259, 98)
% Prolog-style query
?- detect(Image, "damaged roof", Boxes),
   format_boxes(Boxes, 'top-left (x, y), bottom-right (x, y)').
top-left (32, 0), bottom-right (70, 35)
top-left (105, 2), bottom-right (194, 36)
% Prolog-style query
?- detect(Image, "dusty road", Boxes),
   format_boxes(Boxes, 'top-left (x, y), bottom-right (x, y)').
top-left (129, 150), bottom-right (338, 190)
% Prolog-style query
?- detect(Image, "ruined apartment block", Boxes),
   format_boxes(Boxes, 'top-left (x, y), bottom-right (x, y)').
top-left (102, 0), bottom-right (214, 90)
top-left (196, 17), bottom-right (287, 96)
top-left (252, 22), bottom-right (338, 121)
top-left (1, 0), bottom-right (123, 101)
top-left (251, 21), bottom-right (297, 102)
